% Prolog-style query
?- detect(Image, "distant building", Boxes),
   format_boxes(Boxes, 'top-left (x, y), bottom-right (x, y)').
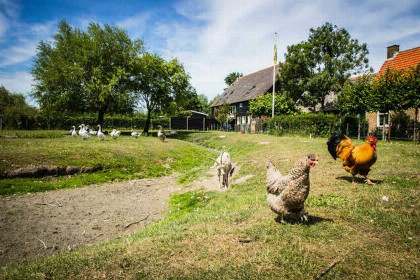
top-left (210, 65), bottom-right (280, 128)
top-left (366, 45), bottom-right (420, 133)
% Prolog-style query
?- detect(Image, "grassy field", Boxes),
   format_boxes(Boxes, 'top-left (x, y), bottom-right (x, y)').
top-left (0, 130), bottom-right (216, 195)
top-left (1, 131), bottom-right (419, 279)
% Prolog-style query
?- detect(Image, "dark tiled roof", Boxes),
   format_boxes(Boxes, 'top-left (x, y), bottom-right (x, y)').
top-left (211, 65), bottom-right (279, 107)
top-left (377, 46), bottom-right (420, 76)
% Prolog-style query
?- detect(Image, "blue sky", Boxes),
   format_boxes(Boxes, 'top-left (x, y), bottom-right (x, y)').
top-left (1, 0), bottom-right (419, 105)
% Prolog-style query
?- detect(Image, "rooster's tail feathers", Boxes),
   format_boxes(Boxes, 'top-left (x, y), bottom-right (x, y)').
top-left (327, 132), bottom-right (346, 160)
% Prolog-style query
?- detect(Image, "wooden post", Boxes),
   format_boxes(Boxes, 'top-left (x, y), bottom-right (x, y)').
top-left (289, 122), bottom-right (291, 136)
top-left (299, 122), bottom-right (302, 136)
top-left (314, 123), bottom-right (317, 138)
top-left (203, 118), bottom-right (205, 131)
top-left (388, 120), bottom-right (392, 141)
top-left (329, 123), bottom-right (332, 138)
top-left (187, 116), bottom-right (189, 130)
top-left (169, 117), bottom-right (171, 130)
top-left (346, 123), bottom-right (349, 136)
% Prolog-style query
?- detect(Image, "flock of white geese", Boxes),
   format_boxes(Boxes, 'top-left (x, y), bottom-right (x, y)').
top-left (70, 124), bottom-right (141, 141)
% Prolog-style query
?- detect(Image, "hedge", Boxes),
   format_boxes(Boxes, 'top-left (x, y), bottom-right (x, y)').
top-left (263, 113), bottom-right (368, 138)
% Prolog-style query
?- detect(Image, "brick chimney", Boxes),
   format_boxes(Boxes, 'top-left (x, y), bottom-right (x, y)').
top-left (387, 44), bottom-right (399, 59)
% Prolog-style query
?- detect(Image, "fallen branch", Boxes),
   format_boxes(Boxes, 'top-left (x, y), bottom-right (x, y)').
top-left (238, 238), bottom-right (254, 243)
top-left (315, 257), bottom-right (342, 280)
top-left (88, 233), bottom-right (103, 242)
top-left (36, 237), bottom-right (48, 249)
top-left (123, 214), bottom-right (150, 229)
top-left (36, 202), bottom-right (63, 207)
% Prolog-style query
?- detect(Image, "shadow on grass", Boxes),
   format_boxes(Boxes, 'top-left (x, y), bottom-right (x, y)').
top-left (336, 176), bottom-right (382, 185)
top-left (274, 215), bottom-right (333, 226)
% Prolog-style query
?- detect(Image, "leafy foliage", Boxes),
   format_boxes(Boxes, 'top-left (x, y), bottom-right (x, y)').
top-left (0, 86), bottom-right (38, 129)
top-left (32, 20), bottom-right (143, 124)
top-left (370, 64), bottom-right (420, 112)
top-left (248, 92), bottom-right (299, 117)
top-left (279, 22), bottom-right (371, 112)
top-left (224, 72), bottom-right (243, 86)
top-left (213, 102), bottom-right (232, 126)
top-left (130, 53), bottom-right (195, 134)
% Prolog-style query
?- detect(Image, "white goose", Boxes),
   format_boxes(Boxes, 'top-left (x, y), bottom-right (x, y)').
top-left (71, 126), bottom-right (78, 137)
top-left (97, 125), bottom-right (105, 141)
top-left (78, 124), bottom-right (91, 140)
top-left (88, 126), bottom-right (97, 135)
top-left (110, 128), bottom-right (121, 139)
top-left (78, 124), bottom-right (86, 136)
top-left (131, 130), bottom-right (141, 139)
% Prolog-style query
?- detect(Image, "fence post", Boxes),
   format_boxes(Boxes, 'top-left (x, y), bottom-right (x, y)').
top-left (329, 123), bottom-right (332, 138)
top-left (169, 117), bottom-right (171, 130)
top-left (289, 122), bottom-right (291, 136)
top-left (299, 122), bottom-right (302, 137)
top-left (388, 120), bottom-right (392, 141)
top-left (203, 118), bottom-right (205, 131)
top-left (357, 114), bottom-right (361, 140)
top-left (346, 123), bottom-right (349, 136)
top-left (314, 123), bottom-right (317, 138)
top-left (187, 116), bottom-right (189, 130)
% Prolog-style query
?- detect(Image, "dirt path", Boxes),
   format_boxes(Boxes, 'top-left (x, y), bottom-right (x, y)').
top-left (0, 164), bottom-right (252, 267)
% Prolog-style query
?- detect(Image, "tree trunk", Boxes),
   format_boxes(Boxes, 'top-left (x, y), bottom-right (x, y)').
top-left (97, 109), bottom-right (105, 126)
top-left (143, 108), bottom-right (151, 135)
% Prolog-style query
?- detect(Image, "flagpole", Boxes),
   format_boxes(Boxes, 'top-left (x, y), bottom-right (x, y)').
top-left (272, 32), bottom-right (277, 118)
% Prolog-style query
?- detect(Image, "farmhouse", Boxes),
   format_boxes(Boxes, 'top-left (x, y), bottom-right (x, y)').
top-left (210, 65), bottom-right (280, 130)
top-left (366, 45), bottom-right (420, 133)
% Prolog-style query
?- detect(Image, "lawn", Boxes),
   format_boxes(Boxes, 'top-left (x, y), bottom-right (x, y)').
top-left (0, 131), bottom-right (419, 279)
top-left (0, 130), bottom-right (216, 195)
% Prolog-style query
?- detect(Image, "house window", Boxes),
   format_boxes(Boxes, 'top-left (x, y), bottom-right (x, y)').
top-left (246, 86), bottom-right (256, 94)
top-left (239, 102), bottom-right (243, 108)
top-left (236, 117), bottom-right (241, 125)
top-left (242, 116), bottom-right (247, 124)
top-left (230, 106), bottom-right (236, 114)
top-left (377, 111), bottom-right (389, 127)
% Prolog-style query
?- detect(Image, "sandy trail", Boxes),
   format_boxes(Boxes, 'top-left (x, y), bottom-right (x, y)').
top-left (0, 163), bottom-right (251, 266)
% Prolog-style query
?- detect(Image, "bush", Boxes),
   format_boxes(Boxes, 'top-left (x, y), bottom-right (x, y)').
top-left (263, 113), bottom-right (368, 138)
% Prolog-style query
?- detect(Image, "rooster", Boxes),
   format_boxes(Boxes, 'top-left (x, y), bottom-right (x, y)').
top-left (327, 133), bottom-right (377, 185)
top-left (266, 154), bottom-right (319, 224)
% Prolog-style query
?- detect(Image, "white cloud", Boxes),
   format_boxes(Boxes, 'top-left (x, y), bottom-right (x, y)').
top-left (154, 0), bottom-right (420, 100)
top-left (116, 12), bottom-right (152, 40)
top-left (0, 20), bottom-right (56, 67)
top-left (0, 71), bottom-right (33, 95)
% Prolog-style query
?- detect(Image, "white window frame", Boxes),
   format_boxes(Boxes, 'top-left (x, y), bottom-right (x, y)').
top-left (377, 111), bottom-right (389, 128)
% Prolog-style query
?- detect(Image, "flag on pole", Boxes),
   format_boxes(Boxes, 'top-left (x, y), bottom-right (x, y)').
top-left (273, 38), bottom-right (277, 63)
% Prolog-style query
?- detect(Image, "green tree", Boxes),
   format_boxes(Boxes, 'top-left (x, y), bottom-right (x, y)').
top-left (214, 102), bottom-right (232, 129)
top-left (224, 72), bottom-right (243, 87)
top-left (249, 93), bottom-right (299, 116)
top-left (370, 64), bottom-right (420, 140)
top-left (0, 86), bottom-right (38, 129)
top-left (279, 22), bottom-right (371, 112)
top-left (130, 53), bottom-right (194, 134)
top-left (32, 20), bottom-right (143, 125)
top-left (338, 75), bottom-right (375, 114)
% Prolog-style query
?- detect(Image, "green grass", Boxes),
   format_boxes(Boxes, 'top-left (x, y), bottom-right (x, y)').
top-left (1, 131), bottom-right (419, 279)
top-left (0, 130), bottom-right (216, 195)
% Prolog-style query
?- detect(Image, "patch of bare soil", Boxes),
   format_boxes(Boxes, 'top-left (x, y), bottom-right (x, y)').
top-left (0, 175), bottom-right (178, 266)
top-left (0, 163), bottom-right (252, 267)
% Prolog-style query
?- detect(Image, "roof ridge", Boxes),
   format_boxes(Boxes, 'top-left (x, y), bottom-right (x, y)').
top-left (239, 64), bottom-right (279, 79)
top-left (397, 46), bottom-right (420, 54)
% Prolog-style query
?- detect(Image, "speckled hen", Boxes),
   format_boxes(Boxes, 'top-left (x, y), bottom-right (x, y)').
top-left (266, 154), bottom-right (319, 223)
